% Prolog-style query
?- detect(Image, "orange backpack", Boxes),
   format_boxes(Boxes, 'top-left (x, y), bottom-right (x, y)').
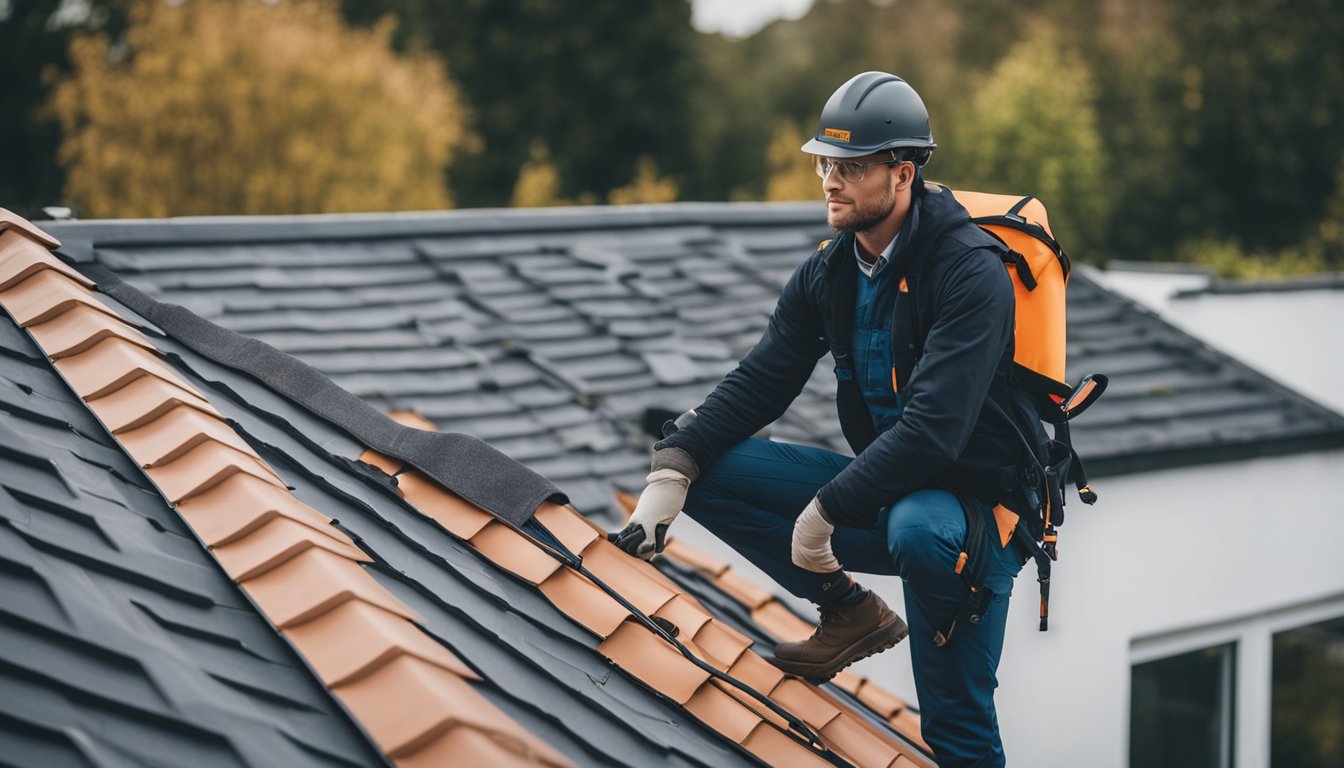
top-left (950, 190), bottom-right (1107, 633)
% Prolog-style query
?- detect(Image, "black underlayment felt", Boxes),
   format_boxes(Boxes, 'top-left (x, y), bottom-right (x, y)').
top-left (77, 261), bottom-right (566, 526)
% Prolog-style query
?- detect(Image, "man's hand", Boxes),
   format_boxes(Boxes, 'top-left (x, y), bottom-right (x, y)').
top-left (792, 497), bottom-right (841, 572)
top-left (608, 469), bottom-right (689, 559)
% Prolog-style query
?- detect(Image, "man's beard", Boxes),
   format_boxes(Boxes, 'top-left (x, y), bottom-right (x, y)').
top-left (828, 185), bottom-right (896, 234)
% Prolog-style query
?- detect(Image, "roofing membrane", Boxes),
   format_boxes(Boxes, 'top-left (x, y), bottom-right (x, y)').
top-left (1, 209), bottom-right (936, 766)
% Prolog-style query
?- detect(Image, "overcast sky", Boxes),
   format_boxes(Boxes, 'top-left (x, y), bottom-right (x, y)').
top-left (691, 0), bottom-right (815, 37)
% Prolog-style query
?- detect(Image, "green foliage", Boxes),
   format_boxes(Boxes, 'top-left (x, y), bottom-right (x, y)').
top-left (936, 21), bottom-right (1111, 258)
top-left (1178, 238), bottom-right (1328, 279)
top-left (352, 0), bottom-right (701, 208)
top-left (50, 0), bottom-right (469, 217)
top-left (1169, 0), bottom-right (1344, 250)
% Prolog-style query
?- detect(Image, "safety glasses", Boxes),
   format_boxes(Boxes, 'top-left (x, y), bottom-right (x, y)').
top-left (813, 153), bottom-right (904, 183)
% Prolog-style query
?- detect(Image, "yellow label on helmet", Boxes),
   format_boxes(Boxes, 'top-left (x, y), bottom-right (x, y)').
top-left (823, 128), bottom-right (851, 142)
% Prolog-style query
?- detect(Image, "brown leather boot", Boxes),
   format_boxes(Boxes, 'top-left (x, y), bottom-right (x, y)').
top-left (770, 591), bottom-right (909, 681)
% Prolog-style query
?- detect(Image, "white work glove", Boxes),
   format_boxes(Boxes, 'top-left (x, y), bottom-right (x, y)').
top-left (792, 497), bottom-right (842, 573)
top-left (608, 469), bottom-right (688, 559)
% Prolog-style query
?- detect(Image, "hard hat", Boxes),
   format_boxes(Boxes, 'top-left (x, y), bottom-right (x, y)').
top-left (801, 71), bottom-right (936, 159)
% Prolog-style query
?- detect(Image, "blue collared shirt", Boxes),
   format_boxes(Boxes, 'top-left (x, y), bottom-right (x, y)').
top-left (853, 226), bottom-right (908, 431)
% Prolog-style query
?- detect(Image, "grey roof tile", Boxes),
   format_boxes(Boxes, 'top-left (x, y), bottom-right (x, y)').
top-left (0, 314), bottom-right (384, 768)
top-left (41, 201), bottom-right (1344, 512)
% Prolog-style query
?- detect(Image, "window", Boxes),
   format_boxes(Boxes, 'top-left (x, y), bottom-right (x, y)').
top-left (1271, 616), bottom-right (1344, 768)
top-left (1130, 643), bottom-right (1236, 768)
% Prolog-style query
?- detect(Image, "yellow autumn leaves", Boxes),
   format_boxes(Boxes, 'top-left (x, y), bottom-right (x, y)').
top-left (51, 0), bottom-right (469, 218)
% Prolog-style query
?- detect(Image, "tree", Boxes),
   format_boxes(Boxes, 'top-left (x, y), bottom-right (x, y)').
top-left (511, 141), bottom-right (568, 207)
top-left (1168, 0), bottom-right (1344, 251)
top-left (50, 0), bottom-right (470, 217)
top-left (938, 21), bottom-right (1111, 260)
top-left (345, 0), bottom-right (702, 208)
top-left (608, 157), bottom-right (678, 205)
top-left (0, 0), bottom-right (135, 218)
top-left (763, 121), bottom-right (819, 202)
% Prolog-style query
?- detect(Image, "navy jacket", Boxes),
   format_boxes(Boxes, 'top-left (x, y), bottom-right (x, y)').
top-left (660, 183), bottom-right (1042, 527)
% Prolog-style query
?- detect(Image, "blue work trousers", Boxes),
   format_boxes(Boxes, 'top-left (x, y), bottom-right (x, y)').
top-left (683, 437), bottom-right (1024, 768)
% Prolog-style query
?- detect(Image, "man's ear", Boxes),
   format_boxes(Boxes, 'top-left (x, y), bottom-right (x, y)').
top-left (893, 162), bottom-right (916, 193)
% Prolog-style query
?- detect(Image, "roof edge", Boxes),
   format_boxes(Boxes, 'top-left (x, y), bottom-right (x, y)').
top-left (1087, 431), bottom-right (1344, 479)
top-left (38, 201), bottom-right (827, 248)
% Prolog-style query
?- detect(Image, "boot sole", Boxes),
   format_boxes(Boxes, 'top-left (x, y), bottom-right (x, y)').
top-left (770, 614), bottom-right (910, 683)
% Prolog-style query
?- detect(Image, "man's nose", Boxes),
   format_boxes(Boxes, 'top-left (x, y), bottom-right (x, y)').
top-left (822, 167), bottom-right (844, 194)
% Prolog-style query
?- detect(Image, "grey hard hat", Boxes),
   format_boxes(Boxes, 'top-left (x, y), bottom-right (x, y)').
top-left (801, 71), bottom-right (936, 159)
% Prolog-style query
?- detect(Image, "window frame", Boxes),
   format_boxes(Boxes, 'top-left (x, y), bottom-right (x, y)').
top-left (1128, 591), bottom-right (1344, 768)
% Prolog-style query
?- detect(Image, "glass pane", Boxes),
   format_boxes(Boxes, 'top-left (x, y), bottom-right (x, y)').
top-left (1272, 615), bottom-right (1344, 768)
top-left (1130, 643), bottom-right (1235, 768)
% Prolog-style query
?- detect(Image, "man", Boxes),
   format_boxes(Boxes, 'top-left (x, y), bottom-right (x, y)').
top-left (610, 71), bottom-right (1044, 767)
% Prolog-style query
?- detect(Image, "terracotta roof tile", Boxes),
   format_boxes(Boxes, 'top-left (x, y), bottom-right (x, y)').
top-left (332, 654), bottom-right (568, 767)
top-left (284, 599), bottom-right (479, 686)
top-left (116, 403), bottom-right (257, 467)
top-left (535, 566), bottom-right (631, 637)
top-left (819, 708), bottom-right (902, 768)
top-left (394, 724), bottom-right (561, 768)
top-left (25, 302), bottom-right (154, 358)
top-left (533, 502), bottom-right (602, 554)
top-left (725, 650), bottom-right (787, 701)
top-left (574, 537), bottom-right (677, 616)
top-left (0, 230), bottom-right (87, 291)
top-left (177, 471), bottom-right (351, 547)
top-left (0, 207), bottom-right (61, 249)
top-left (84, 372), bottom-right (222, 433)
top-left (53, 335), bottom-right (195, 399)
top-left (687, 616), bottom-right (754, 669)
top-left (750, 599), bottom-right (815, 643)
top-left (144, 440), bottom-right (288, 503)
top-left (0, 268), bottom-right (118, 326)
top-left (395, 470), bottom-right (495, 539)
top-left (831, 670), bottom-right (864, 695)
top-left (597, 618), bottom-right (711, 705)
top-left (685, 681), bottom-right (765, 743)
top-left (769, 678), bottom-right (843, 730)
top-left (240, 546), bottom-right (420, 629)
top-left (213, 515), bottom-right (372, 581)
top-left (714, 568), bottom-right (775, 610)
top-left (652, 593), bottom-right (713, 641)
top-left (855, 678), bottom-right (908, 719)
top-left (468, 521), bottom-right (566, 585)
top-left (662, 538), bottom-right (730, 577)
top-left (358, 447), bottom-right (407, 476)
top-left (740, 721), bottom-right (836, 768)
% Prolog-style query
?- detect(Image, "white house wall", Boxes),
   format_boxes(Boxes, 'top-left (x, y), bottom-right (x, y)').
top-left (997, 448), bottom-right (1344, 767)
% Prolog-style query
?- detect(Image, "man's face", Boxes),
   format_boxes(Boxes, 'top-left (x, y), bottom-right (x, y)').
top-left (818, 153), bottom-right (908, 234)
